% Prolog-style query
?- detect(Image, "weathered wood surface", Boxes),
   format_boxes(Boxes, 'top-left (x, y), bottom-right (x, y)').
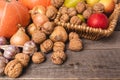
top-left (1, 31), bottom-right (120, 79)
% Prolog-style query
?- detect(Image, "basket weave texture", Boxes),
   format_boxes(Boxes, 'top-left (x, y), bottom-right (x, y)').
top-left (54, 3), bottom-right (120, 40)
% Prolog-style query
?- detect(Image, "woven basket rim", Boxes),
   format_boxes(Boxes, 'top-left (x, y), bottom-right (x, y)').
top-left (54, 3), bottom-right (120, 40)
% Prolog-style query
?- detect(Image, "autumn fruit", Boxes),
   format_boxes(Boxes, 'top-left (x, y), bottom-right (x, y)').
top-left (0, 0), bottom-right (30, 38)
top-left (99, 0), bottom-right (115, 14)
top-left (77, 14), bottom-right (85, 22)
top-left (86, 0), bottom-right (100, 6)
top-left (64, 0), bottom-right (85, 8)
top-left (87, 13), bottom-right (109, 29)
top-left (19, 0), bottom-right (51, 10)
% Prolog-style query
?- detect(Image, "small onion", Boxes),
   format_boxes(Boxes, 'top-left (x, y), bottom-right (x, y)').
top-left (23, 41), bottom-right (37, 56)
top-left (30, 5), bottom-right (46, 16)
top-left (27, 23), bottom-right (38, 36)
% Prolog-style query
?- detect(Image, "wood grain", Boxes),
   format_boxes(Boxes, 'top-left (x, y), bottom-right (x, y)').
top-left (1, 31), bottom-right (120, 79)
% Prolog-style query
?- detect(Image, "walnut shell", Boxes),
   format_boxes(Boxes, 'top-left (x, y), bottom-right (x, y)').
top-left (51, 0), bottom-right (64, 8)
top-left (53, 42), bottom-right (65, 51)
top-left (40, 39), bottom-right (53, 53)
top-left (76, 2), bottom-right (86, 14)
top-left (60, 14), bottom-right (69, 23)
top-left (83, 7), bottom-right (93, 19)
top-left (15, 53), bottom-right (30, 67)
top-left (68, 39), bottom-right (83, 51)
top-left (93, 3), bottom-right (104, 13)
top-left (46, 6), bottom-right (58, 20)
top-left (4, 60), bottom-right (23, 78)
top-left (70, 16), bottom-right (82, 25)
top-left (59, 7), bottom-right (68, 15)
top-left (69, 32), bottom-right (79, 40)
top-left (68, 7), bottom-right (77, 17)
top-left (50, 26), bottom-right (68, 42)
top-left (32, 30), bottom-right (46, 44)
top-left (32, 52), bottom-right (45, 64)
top-left (51, 51), bottom-right (66, 65)
top-left (41, 22), bottom-right (55, 35)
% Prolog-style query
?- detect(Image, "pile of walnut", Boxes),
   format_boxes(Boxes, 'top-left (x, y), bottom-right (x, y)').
top-left (0, 0), bottom-right (83, 78)
top-left (59, 1), bottom-right (104, 25)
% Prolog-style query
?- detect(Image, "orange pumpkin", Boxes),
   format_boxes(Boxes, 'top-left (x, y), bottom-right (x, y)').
top-left (0, 0), bottom-right (30, 38)
top-left (19, 0), bottom-right (51, 10)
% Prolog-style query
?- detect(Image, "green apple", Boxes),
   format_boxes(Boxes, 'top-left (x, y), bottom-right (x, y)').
top-left (64, 0), bottom-right (85, 8)
top-left (86, 0), bottom-right (100, 6)
top-left (77, 14), bottom-right (85, 22)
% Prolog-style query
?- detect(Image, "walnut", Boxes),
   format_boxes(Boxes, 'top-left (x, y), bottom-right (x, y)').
top-left (32, 52), bottom-right (45, 64)
top-left (70, 16), bottom-right (82, 25)
top-left (60, 14), bottom-right (69, 23)
top-left (69, 32), bottom-right (79, 40)
top-left (76, 2), bottom-right (86, 14)
top-left (68, 7), bottom-right (77, 17)
top-left (51, 0), bottom-right (64, 8)
top-left (53, 42), bottom-right (65, 51)
top-left (46, 6), bottom-right (58, 20)
top-left (0, 56), bottom-right (8, 75)
top-left (50, 26), bottom-right (68, 42)
top-left (32, 30), bottom-right (46, 44)
top-left (15, 53), bottom-right (30, 67)
top-left (93, 3), bottom-right (104, 13)
top-left (41, 22), bottom-right (55, 35)
top-left (83, 7), bottom-right (93, 19)
top-left (40, 39), bottom-right (53, 53)
top-left (51, 51), bottom-right (66, 64)
top-left (4, 60), bottom-right (23, 78)
top-left (59, 6), bottom-right (68, 15)
top-left (68, 39), bottom-right (83, 51)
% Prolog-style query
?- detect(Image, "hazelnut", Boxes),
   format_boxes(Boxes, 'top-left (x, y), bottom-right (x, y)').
top-left (51, 51), bottom-right (66, 64)
top-left (70, 16), bottom-right (82, 25)
top-left (53, 42), bottom-right (65, 51)
top-left (60, 14), bottom-right (69, 23)
top-left (4, 60), bottom-right (23, 78)
top-left (76, 2), bottom-right (86, 14)
top-left (40, 39), bottom-right (53, 53)
top-left (32, 30), bottom-right (46, 44)
top-left (51, 0), bottom-right (64, 8)
top-left (46, 6), bottom-right (58, 20)
top-left (41, 22), bottom-right (55, 35)
top-left (15, 53), bottom-right (30, 67)
top-left (32, 52), bottom-right (45, 64)
top-left (68, 7), bottom-right (77, 17)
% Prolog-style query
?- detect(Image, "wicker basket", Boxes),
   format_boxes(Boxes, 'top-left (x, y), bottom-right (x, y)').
top-left (54, 3), bottom-right (120, 40)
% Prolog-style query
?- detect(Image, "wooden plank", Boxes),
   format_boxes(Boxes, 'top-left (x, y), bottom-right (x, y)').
top-left (1, 49), bottom-right (120, 79)
top-left (82, 31), bottom-right (120, 50)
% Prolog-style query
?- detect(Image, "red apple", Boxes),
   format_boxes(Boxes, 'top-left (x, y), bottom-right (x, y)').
top-left (99, 0), bottom-right (115, 14)
top-left (87, 13), bottom-right (109, 29)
